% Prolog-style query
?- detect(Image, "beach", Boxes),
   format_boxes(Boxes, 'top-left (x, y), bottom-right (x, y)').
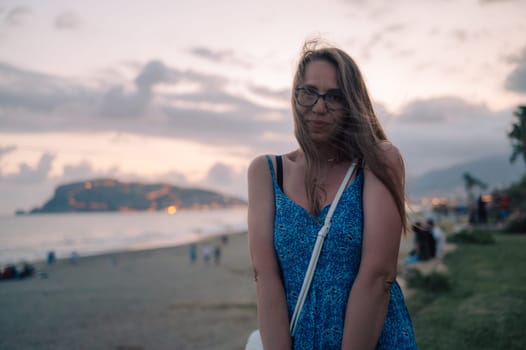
top-left (0, 230), bottom-right (418, 350)
top-left (0, 232), bottom-right (257, 350)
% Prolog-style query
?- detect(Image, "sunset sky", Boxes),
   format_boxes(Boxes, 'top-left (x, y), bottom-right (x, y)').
top-left (1, 0), bottom-right (525, 214)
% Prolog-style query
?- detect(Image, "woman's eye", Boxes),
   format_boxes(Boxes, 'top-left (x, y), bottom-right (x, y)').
top-left (327, 94), bottom-right (343, 103)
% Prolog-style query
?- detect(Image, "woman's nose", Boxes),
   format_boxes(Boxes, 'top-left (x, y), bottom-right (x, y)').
top-left (311, 96), bottom-right (327, 113)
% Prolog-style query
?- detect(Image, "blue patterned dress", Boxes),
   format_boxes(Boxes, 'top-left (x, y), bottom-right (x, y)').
top-left (266, 156), bottom-right (418, 349)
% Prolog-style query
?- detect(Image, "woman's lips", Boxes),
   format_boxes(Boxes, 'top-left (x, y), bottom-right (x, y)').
top-left (307, 120), bottom-right (330, 128)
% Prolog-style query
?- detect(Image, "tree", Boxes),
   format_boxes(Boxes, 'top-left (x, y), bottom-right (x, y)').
top-left (509, 105), bottom-right (526, 165)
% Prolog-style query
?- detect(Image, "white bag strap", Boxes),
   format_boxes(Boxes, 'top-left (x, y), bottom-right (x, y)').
top-left (289, 162), bottom-right (357, 336)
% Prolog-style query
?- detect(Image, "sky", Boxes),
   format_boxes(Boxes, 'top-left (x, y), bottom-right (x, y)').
top-left (1, 0), bottom-right (525, 214)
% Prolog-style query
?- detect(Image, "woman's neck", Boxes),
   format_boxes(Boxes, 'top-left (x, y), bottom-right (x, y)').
top-left (296, 148), bottom-right (347, 170)
top-left (318, 146), bottom-right (341, 164)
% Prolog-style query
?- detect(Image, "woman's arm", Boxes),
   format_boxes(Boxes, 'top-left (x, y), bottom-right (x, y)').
top-left (341, 143), bottom-right (405, 350)
top-left (247, 155), bottom-right (292, 350)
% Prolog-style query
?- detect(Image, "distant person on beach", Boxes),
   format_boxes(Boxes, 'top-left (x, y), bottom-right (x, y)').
top-left (213, 245), bottom-right (221, 265)
top-left (202, 244), bottom-right (211, 265)
top-left (189, 243), bottom-right (198, 264)
top-left (247, 40), bottom-right (417, 349)
top-left (0, 262), bottom-right (35, 280)
top-left (47, 251), bottom-right (56, 265)
top-left (70, 251), bottom-right (79, 265)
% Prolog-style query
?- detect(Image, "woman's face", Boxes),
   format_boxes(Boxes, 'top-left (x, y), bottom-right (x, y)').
top-left (297, 60), bottom-right (346, 144)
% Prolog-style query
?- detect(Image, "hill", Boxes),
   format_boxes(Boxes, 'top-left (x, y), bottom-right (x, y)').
top-left (406, 154), bottom-right (525, 200)
top-left (27, 178), bottom-right (246, 214)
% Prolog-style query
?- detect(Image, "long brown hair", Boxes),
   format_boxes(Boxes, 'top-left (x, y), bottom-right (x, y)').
top-left (291, 40), bottom-right (407, 231)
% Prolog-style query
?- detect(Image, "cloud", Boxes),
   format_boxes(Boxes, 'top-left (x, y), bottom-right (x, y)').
top-left (189, 46), bottom-right (251, 68)
top-left (135, 60), bottom-right (171, 89)
top-left (1, 153), bottom-right (54, 184)
top-left (100, 60), bottom-right (173, 118)
top-left (61, 161), bottom-right (100, 182)
top-left (99, 60), bottom-right (238, 119)
top-left (384, 23), bottom-right (405, 33)
top-left (99, 85), bottom-right (150, 118)
top-left (204, 163), bottom-right (237, 186)
top-left (0, 154), bottom-right (244, 213)
top-left (0, 145), bottom-right (17, 161)
top-left (504, 46), bottom-right (526, 93)
top-left (202, 162), bottom-right (247, 197)
top-left (2, 58), bottom-right (515, 183)
top-left (452, 29), bottom-right (467, 42)
top-left (4, 6), bottom-right (31, 26)
top-left (479, 0), bottom-right (518, 4)
top-left (386, 96), bottom-right (514, 176)
top-left (154, 170), bottom-right (190, 187)
top-left (0, 60), bottom-right (294, 155)
top-left (190, 47), bottom-right (232, 62)
top-left (55, 11), bottom-right (82, 30)
top-left (0, 157), bottom-right (119, 213)
top-left (0, 62), bottom-right (98, 116)
top-left (59, 160), bottom-right (190, 188)
top-left (395, 97), bottom-right (491, 123)
top-left (249, 84), bottom-right (290, 101)
top-left (160, 99), bottom-right (292, 150)
top-left (360, 22), bottom-right (408, 58)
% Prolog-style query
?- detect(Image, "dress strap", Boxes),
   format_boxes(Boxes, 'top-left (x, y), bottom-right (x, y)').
top-left (264, 155), bottom-right (283, 192)
top-left (264, 155), bottom-right (277, 183)
top-left (276, 155), bottom-right (283, 192)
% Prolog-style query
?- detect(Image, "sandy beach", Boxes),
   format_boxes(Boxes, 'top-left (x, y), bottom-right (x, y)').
top-left (0, 231), bottom-right (419, 350)
top-left (0, 232), bottom-right (257, 350)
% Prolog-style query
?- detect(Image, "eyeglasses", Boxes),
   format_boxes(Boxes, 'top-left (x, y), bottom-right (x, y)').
top-left (295, 87), bottom-right (346, 111)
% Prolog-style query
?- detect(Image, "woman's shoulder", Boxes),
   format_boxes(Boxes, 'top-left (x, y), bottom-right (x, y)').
top-left (248, 150), bottom-right (301, 171)
top-left (248, 154), bottom-right (271, 176)
top-left (374, 141), bottom-right (404, 170)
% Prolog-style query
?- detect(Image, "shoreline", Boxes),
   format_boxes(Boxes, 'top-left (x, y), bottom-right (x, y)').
top-left (0, 230), bottom-right (257, 350)
top-left (1, 230), bottom-right (417, 350)
top-left (4, 229), bottom-right (414, 286)
top-left (4, 229), bottom-right (248, 269)
top-left (0, 207), bottom-right (248, 266)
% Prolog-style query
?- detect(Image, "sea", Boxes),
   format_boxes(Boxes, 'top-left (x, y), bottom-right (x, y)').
top-left (0, 207), bottom-right (248, 266)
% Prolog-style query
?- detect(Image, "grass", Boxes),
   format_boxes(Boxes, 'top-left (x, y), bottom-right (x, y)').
top-left (446, 229), bottom-right (496, 244)
top-left (407, 232), bottom-right (526, 350)
top-left (405, 269), bottom-right (452, 293)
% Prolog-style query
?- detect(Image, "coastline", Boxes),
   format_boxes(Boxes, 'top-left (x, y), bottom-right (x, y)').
top-left (0, 207), bottom-right (248, 266)
top-left (0, 231), bottom-right (257, 350)
top-left (1, 230), bottom-right (416, 350)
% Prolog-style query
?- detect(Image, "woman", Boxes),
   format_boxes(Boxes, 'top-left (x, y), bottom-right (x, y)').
top-left (247, 41), bottom-right (418, 349)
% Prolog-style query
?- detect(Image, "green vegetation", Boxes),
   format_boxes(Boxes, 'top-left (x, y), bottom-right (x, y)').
top-left (446, 229), bottom-right (496, 244)
top-left (508, 105), bottom-right (526, 166)
top-left (499, 105), bottom-right (526, 232)
top-left (406, 269), bottom-right (451, 293)
top-left (407, 233), bottom-right (526, 349)
top-left (505, 216), bottom-right (526, 233)
top-left (499, 174), bottom-right (526, 233)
